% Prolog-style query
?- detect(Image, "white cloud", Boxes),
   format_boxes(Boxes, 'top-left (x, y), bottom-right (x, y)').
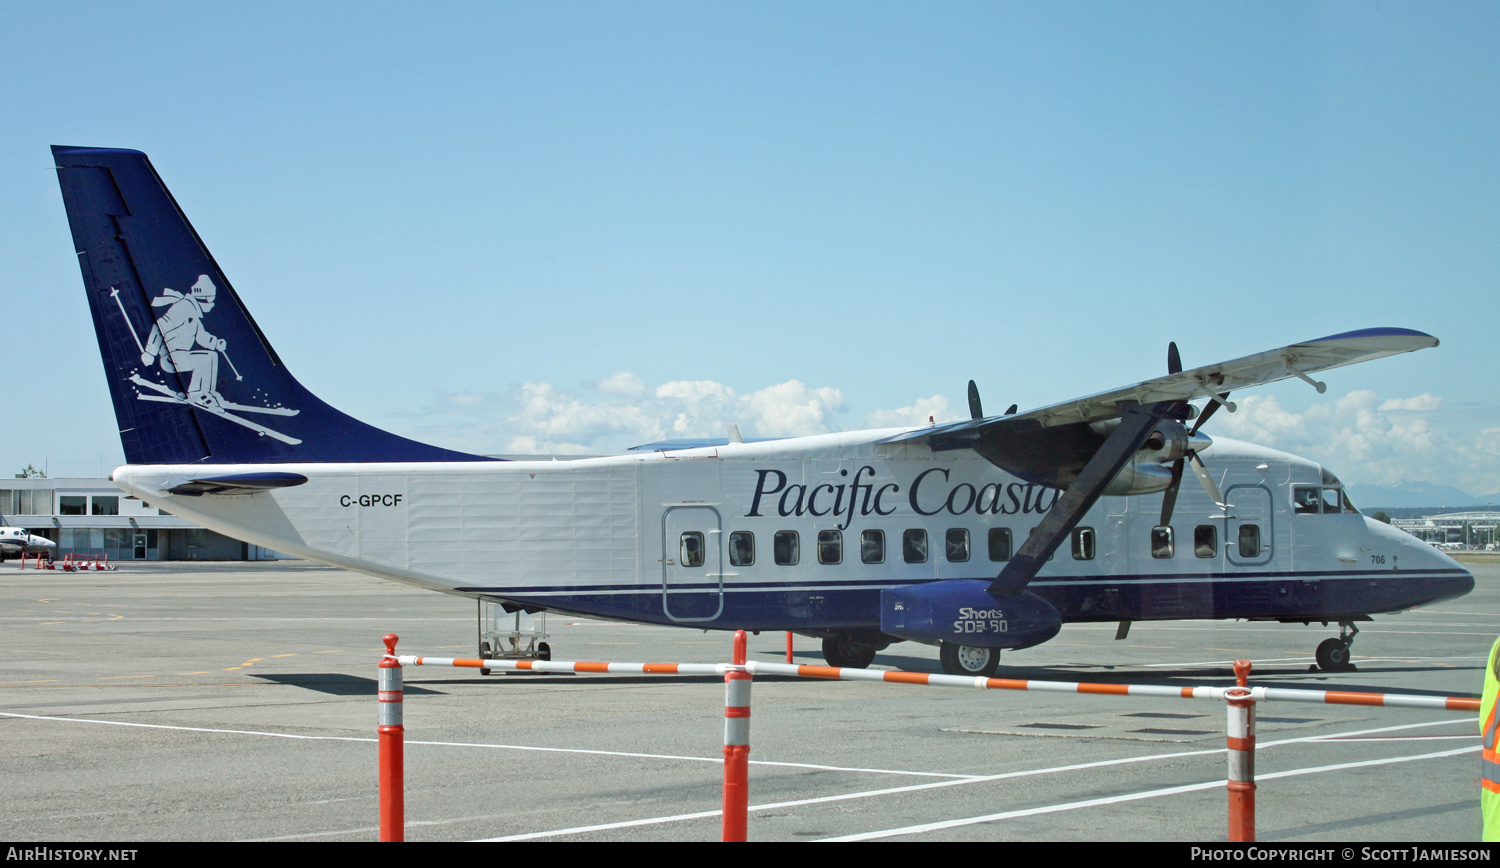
top-left (409, 379), bottom-right (1499, 493)
top-left (865, 394), bottom-right (960, 428)
top-left (1211, 390), bottom-right (1500, 494)
top-left (409, 372), bottom-right (945, 455)
top-left (1378, 393), bottom-right (1442, 412)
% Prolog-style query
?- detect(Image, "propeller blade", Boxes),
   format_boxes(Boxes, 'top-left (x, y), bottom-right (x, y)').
top-left (1191, 391), bottom-right (1230, 435)
top-left (1160, 458), bottom-right (1185, 526)
top-left (1188, 452), bottom-right (1226, 508)
top-left (967, 380), bottom-right (983, 420)
top-left (1168, 341), bottom-right (1182, 375)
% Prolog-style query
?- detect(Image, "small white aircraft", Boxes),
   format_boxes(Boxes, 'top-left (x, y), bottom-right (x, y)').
top-left (0, 522), bottom-right (56, 561)
top-left (52, 146), bottom-right (1474, 675)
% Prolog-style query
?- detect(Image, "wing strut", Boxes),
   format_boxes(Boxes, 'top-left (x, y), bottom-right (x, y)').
top-left (989, 401), bottom-right (1174, 598)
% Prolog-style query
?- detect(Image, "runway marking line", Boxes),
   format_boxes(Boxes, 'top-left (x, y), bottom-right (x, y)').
top-left (0, 713), bottom-right (1473, 842)
top-left (471, 719), bottom-right (1471, 842)
top-left (820, 744), bottom-right (1479, 842)
top-left (0, 711), bottom-right (979, 780)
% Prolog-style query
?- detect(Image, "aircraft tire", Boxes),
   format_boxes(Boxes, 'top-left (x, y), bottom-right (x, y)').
top-left (538, 642), bottom-right (552, 662)
top-left (822, 633), bottom-right (876, 669)
top-left (939, 642), bottom-right (1001, 677)
top-left (1315, 637), bottom-right (1352, 672)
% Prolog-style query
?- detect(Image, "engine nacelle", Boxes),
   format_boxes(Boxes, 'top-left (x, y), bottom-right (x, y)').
top-left (1101, 456), bottom-right (1175, 496)
top-left (880, 580), bottom-right (1062, 650)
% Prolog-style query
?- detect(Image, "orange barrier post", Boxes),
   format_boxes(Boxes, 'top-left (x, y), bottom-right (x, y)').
top-left (378, 633), bottom-right (405, 842)
top-left (723, 630), bottom-right (751, 842)
top-left (785, 631), bottom-right (793, 664)
top-left (1226, 659), bottom-right (1256, 842)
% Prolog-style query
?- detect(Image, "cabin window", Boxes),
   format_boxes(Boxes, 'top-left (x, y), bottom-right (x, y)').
top-left (1151, 526), bottom-right (1174, 559)
top-left (91, 496), bottom-right (119, 516)
top-left (59, 496), bottom-right (86, 516)
top-left (679, 532), bottom-right (706, 568)
top-left (903, 529), bottom-right (929, 564)
top-left (860, 530), bottom-right (885, 564)
top-left (1195, 525), bottom-right (1217, 558)
top-left (946, 529), bottom-right (970, 562)
top-left (818, 530), bottom-right (843, 565)
top-left (1320, 488), bottom-right (1343, 514)
top-left (1238, 525), bottom-right (1261, 558)
top-left (1072, 527), bottom-right (1095, 560)
top-left (774, 531), bottom-right (800, 565)
top-left (1294, 485), bottom-right (1321, 514)
top-left (728, 531), bottom-right (755, 566)
top-left (988, 528), bottom-right (1012, 562)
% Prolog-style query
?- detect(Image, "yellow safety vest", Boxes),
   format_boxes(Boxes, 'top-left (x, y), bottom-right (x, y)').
top-left (1482, 635), bottom-right (1500, 840)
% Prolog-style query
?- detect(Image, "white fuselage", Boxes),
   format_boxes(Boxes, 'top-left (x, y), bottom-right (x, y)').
top-left (109, 430), bottom-right (1468, 630)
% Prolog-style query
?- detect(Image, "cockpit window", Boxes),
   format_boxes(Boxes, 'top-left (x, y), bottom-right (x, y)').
top-left (1296, 484), bottom-right (1357, 515)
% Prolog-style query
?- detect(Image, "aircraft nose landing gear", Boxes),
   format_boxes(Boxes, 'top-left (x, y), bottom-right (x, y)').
top-left (1314, 622), bottom-right (1359, 672)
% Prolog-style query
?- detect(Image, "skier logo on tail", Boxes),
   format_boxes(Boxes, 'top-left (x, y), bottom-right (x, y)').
top-left (116, 275), bottom-right (302, 445)
top-left (140, 274), bottom-right (228, 409)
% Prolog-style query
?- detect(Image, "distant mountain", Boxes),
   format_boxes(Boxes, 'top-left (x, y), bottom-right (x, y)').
top-left (1346, 481), bottom-right (1487, 511)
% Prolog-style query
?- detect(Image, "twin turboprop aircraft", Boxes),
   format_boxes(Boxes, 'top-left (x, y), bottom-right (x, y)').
top-left (52, 146), bottom-right (1474, 676)
top-left (0, 522), bottom-right (55, 561)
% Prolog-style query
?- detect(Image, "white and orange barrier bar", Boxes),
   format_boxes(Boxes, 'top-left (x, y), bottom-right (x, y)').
top-left (395, 654), bottom-right (1480, 713)
top-left (381, 633), bottom-right (1478, 843)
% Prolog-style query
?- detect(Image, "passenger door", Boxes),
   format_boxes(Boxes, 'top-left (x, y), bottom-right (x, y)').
top-left (1224, 484), bottom-right (1273, 567)
top-left (662, 506), bottom-right (724, 622)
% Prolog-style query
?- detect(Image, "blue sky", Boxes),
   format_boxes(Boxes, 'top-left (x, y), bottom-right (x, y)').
top-left (4, 3), bottom-right (1497, 490)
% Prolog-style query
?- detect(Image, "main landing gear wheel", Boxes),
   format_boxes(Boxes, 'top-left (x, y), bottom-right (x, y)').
top-left (939, 642), bottom-right (1001, 677)
top-left (822, 633), bottom-right (877, 669)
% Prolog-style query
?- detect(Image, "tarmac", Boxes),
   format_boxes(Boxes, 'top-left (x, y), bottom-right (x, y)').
top-left (1, 557), bottom-right (1493, 842)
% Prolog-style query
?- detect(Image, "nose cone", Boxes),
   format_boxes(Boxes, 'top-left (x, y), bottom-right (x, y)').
top-left (1400, 529), bottom-right (1475, 604)
top-left (1438, 558), bottom-right (1476, 602)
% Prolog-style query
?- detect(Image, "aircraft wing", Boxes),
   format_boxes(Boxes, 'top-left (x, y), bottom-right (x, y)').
top-left (875, 327), bottom-right (1439, 600)
top-left (878, 328), bottom-right (1437, 445)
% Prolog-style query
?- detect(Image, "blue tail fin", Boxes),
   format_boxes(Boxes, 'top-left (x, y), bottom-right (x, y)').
top-left (53, 146), bottom-right (495, 465)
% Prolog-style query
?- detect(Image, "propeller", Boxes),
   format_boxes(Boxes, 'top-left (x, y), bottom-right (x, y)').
top-left (1158, 341), bottom-right (1228, 526)
top-left (967, 380), bottom-right (1018, 420)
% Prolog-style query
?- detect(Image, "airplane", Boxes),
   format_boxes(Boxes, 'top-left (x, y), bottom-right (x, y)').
top-left (0, 521), bottom-right (57, 561)
top-left (51, 145), bottom-right (1474, 676)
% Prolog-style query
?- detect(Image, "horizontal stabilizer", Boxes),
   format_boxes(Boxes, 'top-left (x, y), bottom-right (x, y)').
top-left (160, 471), bottom-right (310, 497)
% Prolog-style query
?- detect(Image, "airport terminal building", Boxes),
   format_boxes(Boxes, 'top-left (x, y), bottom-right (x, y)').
top-left (3, 477), bottom-right (287, 561)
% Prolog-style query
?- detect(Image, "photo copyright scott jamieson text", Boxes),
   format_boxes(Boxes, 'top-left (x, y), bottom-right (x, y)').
top-left (6, 851), bottom-right (137, 862)
top-left (1190, 849), bottom-right (1490, 862)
